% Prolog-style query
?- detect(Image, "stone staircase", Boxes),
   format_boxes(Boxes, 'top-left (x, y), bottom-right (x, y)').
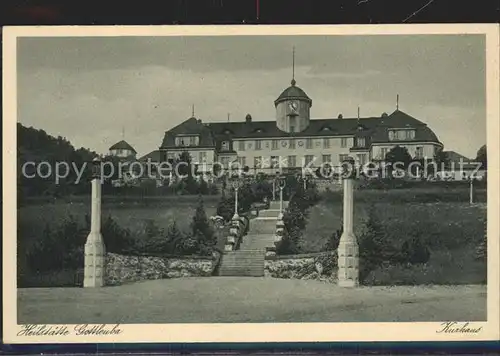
top-left (218, 200), bottom-right (288, 277)
top-left (218, 250), bottom-right (266, 277)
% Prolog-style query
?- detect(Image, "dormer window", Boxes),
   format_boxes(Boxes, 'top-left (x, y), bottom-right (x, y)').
top-left (356, 137), bottom-right (366, 147)
top-left (223, 129), bottom-right (233, 135)
top-left (221, 141), bottom-right (230, 151)
top-left (388, 129), bottom-right (416, 141)
top-left (175, 135), bottom-right (199, 147)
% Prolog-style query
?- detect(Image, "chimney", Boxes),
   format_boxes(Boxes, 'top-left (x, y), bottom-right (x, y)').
top-left (338, 114), bottom-right (343, 119)
top-left (245, 114), bottom-right (252, 123)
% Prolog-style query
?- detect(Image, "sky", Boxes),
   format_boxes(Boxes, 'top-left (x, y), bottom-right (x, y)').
top-left (17, 33), bottom-right (486, 159)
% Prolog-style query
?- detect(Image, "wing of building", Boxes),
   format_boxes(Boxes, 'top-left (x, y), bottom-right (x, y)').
top-left (157, 78), bottom-right (443, 175)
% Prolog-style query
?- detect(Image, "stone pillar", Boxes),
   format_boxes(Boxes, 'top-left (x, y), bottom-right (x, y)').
top-left (337, 160), bottom-right (359, 288)
top-left (84, 158), bottom-right (106, 288)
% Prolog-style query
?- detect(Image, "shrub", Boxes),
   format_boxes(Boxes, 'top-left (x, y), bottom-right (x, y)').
top-left (475, 219), bottom-right (487, 261)
top-left (323, 223), bottom-right (342, 251)
top-left (190, 195), bottom-right (216, 256)
top-left (400, 235), bottom-right (431, 265)
top-left (358, 206), bottom-right (396, 283)
top-left (216, 197), bottom-right (235, 222)
top-left (101, 215), bottom-right (136, 254)
top-left (25, 215), bottom-right (86, 273)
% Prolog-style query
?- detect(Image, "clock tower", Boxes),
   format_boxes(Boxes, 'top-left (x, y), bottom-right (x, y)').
top-left (274, 78), bottom-right (312, 133)
top-left (274, 47), bottom-right (312, 133)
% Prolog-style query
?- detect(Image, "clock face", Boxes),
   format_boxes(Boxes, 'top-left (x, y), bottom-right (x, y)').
top-left (289, 101), bottom-right (298, 111)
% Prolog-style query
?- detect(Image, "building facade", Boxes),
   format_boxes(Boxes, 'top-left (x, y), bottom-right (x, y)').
top-left (156, 78), bottom-right (443, 176)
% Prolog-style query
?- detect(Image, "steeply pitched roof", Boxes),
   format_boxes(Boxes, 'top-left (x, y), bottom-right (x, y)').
top-left (444, 150), bottom-right (471, 164)
top-left (109, 140), bottom-right (137, 153)
top-left (139, 150), bottom-right (161, 162)
top-left (369, 110), bottom-right (441, 144)
top-left (160, 117), bottom-right (216, 149)
top-left (159, 110), bottom-right (442, 149)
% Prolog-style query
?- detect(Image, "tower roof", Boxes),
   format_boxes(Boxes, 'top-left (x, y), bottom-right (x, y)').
top-left (109, 140), bottom-right (136, 153)
top-left (274, 80), bottom-right (312, 106)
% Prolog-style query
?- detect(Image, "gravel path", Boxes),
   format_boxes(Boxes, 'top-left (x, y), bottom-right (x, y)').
top-left (18, 278), bottom-right (486, 324)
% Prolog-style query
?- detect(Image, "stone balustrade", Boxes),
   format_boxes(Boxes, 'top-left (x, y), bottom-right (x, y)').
top-left (224, 214), bottom-right (250, 251)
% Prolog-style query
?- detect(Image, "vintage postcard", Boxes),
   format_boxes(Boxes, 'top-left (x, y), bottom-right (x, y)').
top-left (3, 24), bottom-right (499, 344)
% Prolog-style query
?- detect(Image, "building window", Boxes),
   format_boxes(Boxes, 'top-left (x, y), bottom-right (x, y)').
top-left (304, 155), bottom-right (315, 166)
top-left (380, 147), bottom-right (388, 160)
top-left (288, 155), bottom-right (296, 168)
top-left (271, 156), bottom-right (279, 168)
top-left (221, 141), bottom-right (230, 151)
top-left (255, 140), bottom-right (262, 150)
top-left (356, 137), bottom-right (366, 147)
top-left (238, 141), bottom-right (245, 151)
top-left (407, 130), bottom-right (416, 140)
top-left (189, 136), bottom-right (196, 146)
top-left (322, 154), bottom-right (331, 163)
top-left (341, 138), bottom-right (347, 148)
top-left (415, 146), bottom-right (423, 159)
top-left (220, 157), bottom-right (230, 168)
top-left (306, 138), bottom-right (313, 149)
top-left (199, 152), bottom-right (207, 162)
top-left (388, 130), bottom-right (395, 141)
top-left (339, 154), bottom-right (349, 163)
top-left (238, 156), bottom-right (246, 167)
top-left (358, 154), bottom-right (367, 165)
top-left (290, 126), bottom-right (295, 133)
top-left (254, 156), bottom-right (261, 168)
top-left (323, 138), bottom-right (330, 149)
top-left (272, 139), bottom-right (278, 150)
top-left (289, 139), bottom-right (296, 149)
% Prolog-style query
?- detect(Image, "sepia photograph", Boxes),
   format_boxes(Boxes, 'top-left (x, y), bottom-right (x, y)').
top-left (3, 25), bottom-right (499, 344)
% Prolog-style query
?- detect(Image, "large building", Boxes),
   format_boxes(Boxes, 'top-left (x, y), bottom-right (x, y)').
top-left (155, 76), bottom-right (443, 176)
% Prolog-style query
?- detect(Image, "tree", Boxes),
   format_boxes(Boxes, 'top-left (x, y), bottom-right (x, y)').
top-left (191, 195), bottom-right (216, 255)
top-left (434, 149), bottom-right (449, 170)
top-left (165, 221), bottom-right (184, 254)
top-left (476, 145), bottom-right (487, 170)
top-left (324, 222), bottom-right (343, 251)
top-left (384, 145), bottom-right (412, 178)
top-left (358, 206), bottom-right (395, 283)
top-left (401, 235), bottom-right (431, 265)
top-left (17, 123), bottom-right (98, 198)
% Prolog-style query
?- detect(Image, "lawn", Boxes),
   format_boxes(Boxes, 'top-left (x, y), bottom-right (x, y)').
top-left (17, 278), bottom-right (486, 323)
top-left (301, 190), bottom-right (487, 285)
top-left (17, 187), bottom-right (488, 287)
top-left (303, 200), bottom-right (486, 253)
top-left (18, 195), bottom-right (220, 246)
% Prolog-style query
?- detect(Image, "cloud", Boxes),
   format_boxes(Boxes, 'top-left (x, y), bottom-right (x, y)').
top-left (16, 34), bottom-right (486, 159)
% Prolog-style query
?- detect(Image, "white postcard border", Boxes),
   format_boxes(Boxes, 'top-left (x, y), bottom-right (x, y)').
top-left (3, 24), bottom-right (499, 344)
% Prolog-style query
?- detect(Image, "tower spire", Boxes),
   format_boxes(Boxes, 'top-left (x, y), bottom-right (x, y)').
top-left (396, 94), bottom-right (399, 110)
top-left (122, 126), bottom-right (125, 139)
top-left (291, 46), bottom-right (296, 86)
top-left (227, 113), bottom-right (230, 122)
top-left (192, 104), bottom-right (195, 117)
top-left (357, 106), bottom-right (360, 123)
